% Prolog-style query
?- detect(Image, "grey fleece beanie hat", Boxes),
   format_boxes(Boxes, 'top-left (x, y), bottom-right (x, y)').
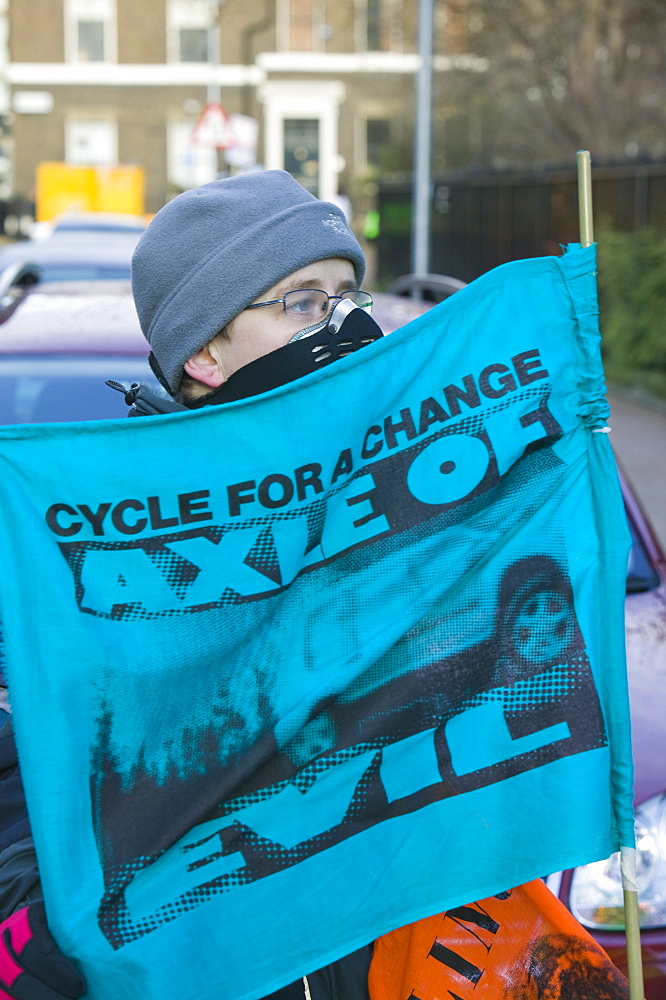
top-left (131, 169), bottom-right (366, 394)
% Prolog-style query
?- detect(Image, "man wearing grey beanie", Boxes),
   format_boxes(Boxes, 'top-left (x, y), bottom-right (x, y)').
top-left (0, 171), bottom-right (378, 1000)
top-left (130, 172), bottom-right (377, 997)
top-left (130, 168), bottom-right (376, 410)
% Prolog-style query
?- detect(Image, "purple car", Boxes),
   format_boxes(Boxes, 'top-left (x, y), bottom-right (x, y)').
top-left (547, 469), bottom-right (666, 997)
top-left (0, 273), bottom-right (664, 992)
top-left (0, 272), bottom-right (430, 423)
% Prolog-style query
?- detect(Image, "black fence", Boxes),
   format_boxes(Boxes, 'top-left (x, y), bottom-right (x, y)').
top-left (376, 161), bottom-right (666, 286)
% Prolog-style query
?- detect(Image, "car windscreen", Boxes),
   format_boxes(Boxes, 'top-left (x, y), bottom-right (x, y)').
top-left (0, 356), bottom-right (156, 423)
top-left (37, 264), bottom-right (132, 281)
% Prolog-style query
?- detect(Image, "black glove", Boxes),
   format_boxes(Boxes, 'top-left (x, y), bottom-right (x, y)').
top-left (0, 902), bottom-right (86, 1000)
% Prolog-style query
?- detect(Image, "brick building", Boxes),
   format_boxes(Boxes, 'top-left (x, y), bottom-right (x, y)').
top-left (2, 0), bottom-right (484, 223)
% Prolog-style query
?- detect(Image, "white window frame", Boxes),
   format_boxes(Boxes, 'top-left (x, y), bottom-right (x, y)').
top-left (166, 0), bottom-right (214, 64)
top-left (65, 117), bottom-right (118, 166)
top-left (64, 0), bottom-right (117, 64)
top-left (259, 81), bottom-right (345, 202)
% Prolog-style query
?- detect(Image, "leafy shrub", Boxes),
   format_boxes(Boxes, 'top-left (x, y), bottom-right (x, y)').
top-left (597, 229), bottom-right (666, 397)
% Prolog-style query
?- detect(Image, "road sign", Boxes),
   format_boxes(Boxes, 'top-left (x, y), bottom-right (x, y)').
top-left (191, 103), bottom-right (234, 150)
top-left (223, 114), bottom-right (258, 168)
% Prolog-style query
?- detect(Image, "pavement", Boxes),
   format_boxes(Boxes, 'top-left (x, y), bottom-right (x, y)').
top-left (607, 387), bottom-right (666, 549)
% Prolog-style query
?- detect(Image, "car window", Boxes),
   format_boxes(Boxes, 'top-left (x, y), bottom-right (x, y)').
top-left (0, 357), bottom-right (156, 424)
top-left (625, 509), bottom-right (660, 593)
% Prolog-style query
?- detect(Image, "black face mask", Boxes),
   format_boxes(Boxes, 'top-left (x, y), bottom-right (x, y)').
top-left (190, 298), bottom-right (384, 407)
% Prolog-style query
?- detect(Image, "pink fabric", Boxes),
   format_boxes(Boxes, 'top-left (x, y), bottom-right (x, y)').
top-left (7, 908), bottom-right (31, 952)
top-left (0, 907), bottom-right (32, 988)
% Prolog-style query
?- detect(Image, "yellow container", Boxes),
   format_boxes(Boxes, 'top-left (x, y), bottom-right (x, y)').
top-left (36, 162), bottom-right (145, 221)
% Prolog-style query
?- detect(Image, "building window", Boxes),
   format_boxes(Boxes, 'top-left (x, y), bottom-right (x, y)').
top-left (288, 0), bottom-right (314, 50)
top-left (77, 21), bottom-right (105, 62)
top-left (366, 0), bottom-right (381, 50)
top-left (359, 0), bottom-right (403, 53)
top-left (167, 0), bottom-right (214, 63)
top-left (65, 0), bottom-right (115, 63)
top-left (179, 27), bottom-right (209, 62)
top-left (66, 119), bottom-right (117, 166)
top-left (283, 119), bottom-right (320, 196)
top-left (366, 118), bottom-right (391, 168)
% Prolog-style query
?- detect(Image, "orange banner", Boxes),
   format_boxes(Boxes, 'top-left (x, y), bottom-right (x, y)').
top-left (369, 880), bottom-right (632, 1000)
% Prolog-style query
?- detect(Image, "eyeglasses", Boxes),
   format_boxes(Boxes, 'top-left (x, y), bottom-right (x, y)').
top-left (245, 288), bottom-right (373, 321)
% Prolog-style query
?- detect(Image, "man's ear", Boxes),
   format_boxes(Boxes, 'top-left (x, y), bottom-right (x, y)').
top-left (183, 345), bottom-right (225, 388)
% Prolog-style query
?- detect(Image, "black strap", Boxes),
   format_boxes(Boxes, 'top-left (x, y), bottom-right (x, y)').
top-left (193, 308), bottom-right (383, 407)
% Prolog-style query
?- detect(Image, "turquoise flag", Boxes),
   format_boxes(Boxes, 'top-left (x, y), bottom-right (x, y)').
top-left (0, 243), bottom-right (633, 1000)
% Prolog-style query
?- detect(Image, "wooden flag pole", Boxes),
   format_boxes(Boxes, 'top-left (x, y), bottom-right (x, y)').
top-left (576, 149), bottom-right (645, 1000)
top-left (622, 849), bottom-right (646, 1000)
top-left (576, 149), bottom-right (594, 247)
top-left (578, 147), bottom-right (646, 999)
